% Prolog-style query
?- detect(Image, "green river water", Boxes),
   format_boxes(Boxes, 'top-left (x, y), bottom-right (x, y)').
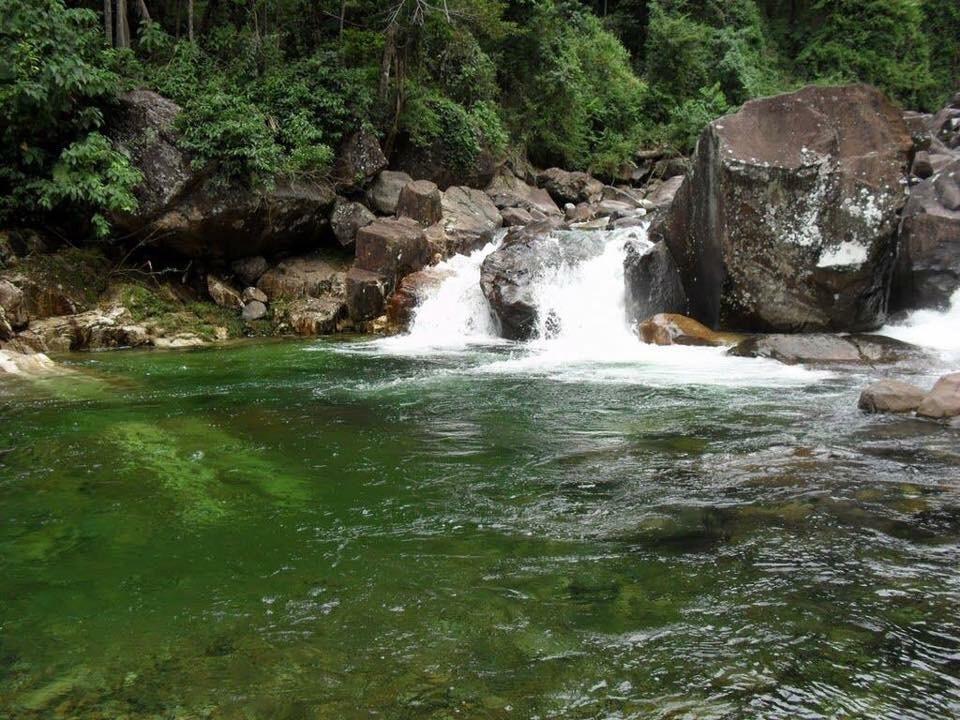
top-left (1, 338), bottom-right (959, 719)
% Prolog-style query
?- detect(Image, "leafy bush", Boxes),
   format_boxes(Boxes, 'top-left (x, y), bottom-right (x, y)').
top-left (0, 0), bottom-right (140, 236)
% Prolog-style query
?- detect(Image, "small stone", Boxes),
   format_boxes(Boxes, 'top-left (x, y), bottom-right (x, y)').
top-left (242, 287), bottom-right (268, 304)
top-left (241, 300), bottom-right (268, 321)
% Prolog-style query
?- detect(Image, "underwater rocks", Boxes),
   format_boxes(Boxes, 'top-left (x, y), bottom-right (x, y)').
top-left (0, 348), bottom-right (60, 376)
top-left (656, 84), bottom-right (913, 333)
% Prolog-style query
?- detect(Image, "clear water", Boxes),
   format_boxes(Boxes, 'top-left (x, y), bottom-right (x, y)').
top-left (2, 233), bottom-right (959, 719)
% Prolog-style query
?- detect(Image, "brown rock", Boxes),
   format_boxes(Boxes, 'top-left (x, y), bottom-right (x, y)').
top-left (256, 255), bottom-right (348, 301)
top-left (207, 276), bottom-right (243, 310)
top-left (537, 168), bottom-right (603, 205)
top-left (27, 307), bottom-right (151, 352)
top-left (656, 84), bottom-right (912, 332)
top-left (638, 314), bottom-right (743, 347)
top-left (0, 279), bottom-right (26, 328)
top-left (241, 287), bottom-right (268, 304)
top-left (501, 207), bottom-right (534, 227)
top-left (397, 180), bottom-right (443, 226)
top-left (231, 256), bottom-right (268, 286)
top-left (858, 379), bottom-right (927, 413)
top-left (286, 297), bottom-right (346, 336)
top-left (386, 267), bottom-right (455, 331)
top-left (916, 372), bottom-right (960, 419)
top-left (485, 169), bottom-right (562, 217)
top-left (355, 217), bottom-right (430, 289)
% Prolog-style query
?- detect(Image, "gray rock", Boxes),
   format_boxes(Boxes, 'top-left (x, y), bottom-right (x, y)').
top-left (366, 171), bottom-right (414, 215)
top-left (256, 254), bottom-right (348, 301)
top-left (345, 267), bottom-right (388, 322)
top-left (332, 128), bottom-right (387, 190)
top-left (624, 241), bottom-right (688, 324)
top-left (656, 84), bottom-right (912, 333)
top-left (485, 169), bottom-right (562, 217)
top-left (441, 186), bottom-right (502, 256)
top-left (501, 207), bottom-right (534, 227)
top-left (329, 198), bottom-right (375, 248)
top-left (241, 300), bottom-right (268, 321)
top-left (231, 256), bottom-right (268, 286)
top-left (537, 168), bottom-right (604, 205)
top-left (397, 180), bottom-right (443, 226)
top-left (728, 333), bottom-right (922, 365)
top-left (355, 217), bottom-right (430, 290)
top-left (241, 287), bottom-right (268, 304)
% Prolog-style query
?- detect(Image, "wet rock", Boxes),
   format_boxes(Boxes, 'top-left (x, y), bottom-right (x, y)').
top-left (891, 158), bottom-right (960, 311)
top-left (366, 170), bottom-right (414, 215)
top-left (485, 169), bottom-right (562, 217)
top-left (332, 128), bottom-right (387, 190)
top-left (345, 267), bottom-right (388, 322)
top-left (644, 175), bottom-right (684, 211)
top-left (241, 287), bottom-right (268, 304)
top-left (917, 372), bottom-right (960, 419)
top-left (386, 266), bottom-right (455, 330)
top-left (570, 217), bottom-right (610, 230)
top-left (329, 197), bottom-right (375, 248)
top-left (207, 276), bottom-right (243, 310)
top-left (231, 256), bottom-right (268, 286)
top-left (656, 84), bottom-right (912, 332)
top-left (564, 203), bottom-right (592, 223)
top-left (728, 333), bottom-right (921, 365)
top-left (0, 349), bottom-right (59, 376)
top-left (595, 200), bottom-right (635, 219)
top-left (638, 313), bottom-right (743, 347)
top-left (501, 207), bottom-right (534, 227)
top-left (479, 222), bottom-right (603, 340)
top-left (624, 241), bottom-right (688, 323)
top-left (397, 180), bottom-right (443, 226)
top-left (256, 254), bottom-right (348, 301)
top-left (153, 334), bottom-right (207, 349)
top-left (241, 300), bottom-right (268, 321)
top-left (858, 379), bottom-right (927, 414)
top-left (537, 168), bottom-right (603, 205)
top-left (355, 217), bottom-right (430, 290)
top-left (107, 92), bottom-right (337, 259)
top-left (285, 297), bottom-right (345, 336)
top-left (441, 186), bottom-right (502, 255)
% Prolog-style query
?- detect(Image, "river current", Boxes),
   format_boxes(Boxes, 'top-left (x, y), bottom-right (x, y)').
top-left (1, 228), bottom-right (959, 718)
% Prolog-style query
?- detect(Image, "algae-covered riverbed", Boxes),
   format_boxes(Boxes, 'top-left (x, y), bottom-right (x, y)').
top-left (1, 339), bottom-right (959, 718)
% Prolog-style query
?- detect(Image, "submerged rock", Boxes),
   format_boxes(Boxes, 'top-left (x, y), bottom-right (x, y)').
top-left (0, 349), bottom-right (59, 376)
top-left (624, 241), bottom-right (688, 324)
top-left (917, 372), bottom-right (960, 419)
top-left (728, 333), bottom-right (921, 365)
top-left (858, 379), bottom-right (927, 414)
top-left (656, 84), bottom-right (912, 332)
top-left (638, 313), bottom-right (743, 347)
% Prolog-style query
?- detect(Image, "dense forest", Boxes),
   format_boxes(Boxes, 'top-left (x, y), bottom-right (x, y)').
top-left (2, 0), bottom-right (959, 240)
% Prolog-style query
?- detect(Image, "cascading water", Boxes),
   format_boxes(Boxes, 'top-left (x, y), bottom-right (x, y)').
top-left (377, 224), bottom-right (825, 386)
top-left (881, 288), bottom-right (960, 358)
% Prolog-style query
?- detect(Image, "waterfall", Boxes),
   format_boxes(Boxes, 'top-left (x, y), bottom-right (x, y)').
top-left (881, 289), bottom-right (960, 357)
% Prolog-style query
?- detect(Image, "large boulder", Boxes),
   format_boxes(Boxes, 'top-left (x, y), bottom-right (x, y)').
top-left (256, 254), bottom-right (348, 301)
top-left (397, 180), bottom-right (443, 226)
top-left (916, 372), bottom-right (960, 419)
top-left (366, 171), bottom-right (414, 215)
top-left (345, 267), bottom-right (388, 322)
top-left (355, 217), bottom-right (431, 290)
top-left (0, 279), bottom-right (26, 329)
top-left (656, 84), bottom-right (913, 332)
top-left (0, 349), bottom-right (60, 377)
top-left (479, 222), bottom-right (603, 340)
top-left (858, 379), bottom-right (927, 414)
top-left (107, 90), bottom-right (336, 260)
top-left (285, 298), bottom-right (345, 336)
top-left (891, 158), bottom-right (960, 311)
top-left (25, 307), bottom-right (151, 353)
top-left (624, 241), bottom-right (688, 323)
top-left (385, 266), bottom-right (455, 331)
top-left (441, 186), bottom-right (503, 255)
top-left (537, 168), bottom-right (603, 205)
top-left (332, 128), bottom-right (387, 190)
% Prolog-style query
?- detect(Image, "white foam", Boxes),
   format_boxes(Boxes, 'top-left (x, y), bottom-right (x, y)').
top-left (881, 289), bottom-right (960, 357)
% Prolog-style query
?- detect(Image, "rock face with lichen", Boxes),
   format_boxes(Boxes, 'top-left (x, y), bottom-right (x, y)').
top-left (655, 84), bottom-right (912, 333)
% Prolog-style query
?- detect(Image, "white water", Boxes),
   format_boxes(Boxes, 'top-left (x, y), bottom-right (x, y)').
top-left (881, 289), bottom-right (960, 359)
top-left (365, 225), bottom-right (828, 387)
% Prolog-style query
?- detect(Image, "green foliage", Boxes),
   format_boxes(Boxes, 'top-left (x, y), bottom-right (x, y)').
top-left (0, 0), bottom-right (139, 236)
top-left (796, 0), bottom-right (936, 108)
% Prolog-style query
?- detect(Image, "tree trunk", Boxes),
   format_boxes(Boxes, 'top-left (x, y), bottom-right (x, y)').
top-left (104, 0), bottom-right (113, 45)
top-left (116, 0), bottom-right (131, 48)
top-left (187, 0), bottom-right (194, 41)
top-left (339, 0), bottom-right (346, 42)
top-left (137, 0), bottom-right (151, 23)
